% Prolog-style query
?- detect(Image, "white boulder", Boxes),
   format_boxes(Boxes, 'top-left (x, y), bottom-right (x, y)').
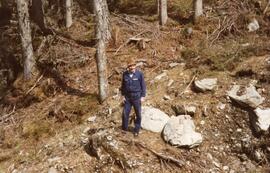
top-left (163, 115), bottom-right (202, 148)
top-left (141, 106), bottom-right (170, 133)
top-left (248, 19), bottom-right (259, 32)
top-left (172, 104), bottom-right (196, 116)
top-left (227, 85), bottom-right (264, 108)
top-left (194, 78), bottom-right (217, 92)
top-left (253, 108), bottom-right (270, 132)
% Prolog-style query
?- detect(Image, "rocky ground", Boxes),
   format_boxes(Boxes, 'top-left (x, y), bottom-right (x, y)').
top-left (1, 1), bottom-right (270, 172)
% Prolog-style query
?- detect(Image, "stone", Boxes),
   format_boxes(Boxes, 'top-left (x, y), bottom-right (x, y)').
top-left (194, 78), bottom-right (217, 92)
top-left (48, 167), bottom-right (58, 173)
top-left (217, 102), bottom-right (226, 110)
top-left (163, 115), bottom-right (202, 148)
top-left (169, 63), bottom-right (180, 68)
top-left (254, 149), bottom-right (263, 162)
top-left (163, 95), bottom-right (171, 100)
top-left (247, 19), bottom-right (259, 32)
top-left (141, 106), bottom-right (170, 133)
top-left (87, 116), bottom-right (97, 122)
top-left (171, 104), bottom-right (196, 116)
top-left (253, 107), bottom-right (270, 132)
top-left (227, 85), bottom-right (264, 109)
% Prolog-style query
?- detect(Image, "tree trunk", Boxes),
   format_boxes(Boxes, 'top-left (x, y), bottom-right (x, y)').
top-left (159, 0), bottom-right (167, 26)
top-left (17, 0), bottom-right (35, 80)
top-left (156, 0), bottom-right (159, 15)
top-left (193, 0), bottom-right (203, 23)
top-left (65, 0), bottom-right (72, 28)
top-left (30, 0), bottom-right (48, 33)
top-left (93, 0), bottom-right (111, 103)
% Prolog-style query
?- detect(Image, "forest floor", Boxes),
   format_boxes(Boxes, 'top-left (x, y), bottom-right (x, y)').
top-left (1, 1), bottom-right (270, 172)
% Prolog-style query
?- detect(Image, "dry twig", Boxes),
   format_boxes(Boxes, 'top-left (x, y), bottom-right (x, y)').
top-left (179, 75), bottom-right (197, 96)
top-left (112, 13), bottom-right (139, 26)
top-left (25, 74), bottom-right (44, 95)
top-left (121, 139), bottom-right (184, 167)
top-left (263, 0), bottom-right (270, 14)
top-left (0, 106), bottom-right (16, 122)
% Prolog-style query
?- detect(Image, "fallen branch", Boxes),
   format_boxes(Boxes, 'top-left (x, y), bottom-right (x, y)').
top-left (263, 0), bottom-right (270, 14)
top-left (179, 75), bottom-right (196, 96)
top-left (112, 13), bottom-right (139, 26)
top-left (121, 139), bottom-right (184, 167)
top-left (0, 106), bottom-right (16, 122)
top-left (114, 30), bottom-right (150, 55)
top-left (25, 74), bottom-right (44, 95)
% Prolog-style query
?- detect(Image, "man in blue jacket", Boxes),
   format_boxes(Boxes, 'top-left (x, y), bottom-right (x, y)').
top-left (121, 59), bottom-right (146, 137)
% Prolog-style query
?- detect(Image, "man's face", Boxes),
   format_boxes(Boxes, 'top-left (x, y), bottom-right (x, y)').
top-left (128, 64), bottom-right (136, 73)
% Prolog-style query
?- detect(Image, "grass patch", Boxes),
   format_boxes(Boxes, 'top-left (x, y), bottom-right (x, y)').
top-left (22, 120), bottom-right (55, 141)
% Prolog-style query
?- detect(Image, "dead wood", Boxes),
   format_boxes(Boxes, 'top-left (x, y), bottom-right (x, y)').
top-left (179, 75), bottom-right (197, 96)
top-left (263, 0), bottom-right (270, 14)
top-left (87, 130), bottom-right (131, 170)
top-left (112, 13), bottom-right (139, 26)
top-left (121, 139), bottom-right (184, 168)
top-left (0, 106), bottom-right (16, 123)
top-left (114, 30), bottom-right (150, 55)
top-left (25, 73), bottom-right (44, 95)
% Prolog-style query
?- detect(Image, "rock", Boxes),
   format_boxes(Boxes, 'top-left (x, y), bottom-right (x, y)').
top-left (254, 149), bottom-right (263, 162)
top-left (253, 107), bottom-right (270, 132)
top-left (171, 104), bottom-right (196, 116)
top-left (154, 72), bottom-right (167, 80)
top-left (163, 95), bottom-right (171, 100)
top-left (200, 120), bottom-right (205, 125)
top-left (217, 102), bottom-right (226, 110)
top-left (83, 127), bottom-right (91, 134)
top-left (169, 63), bottom-right (179, 68)
top-left (194, 78), bottom-right (217, 92)
top-left (202, 105), bottom-right (209, 117)
top-left (48, 167), bottom-right (58, 173)
top-left (227, 85), bottom-right (264, 108)
top-left (163, 115), bottom-right (202, 148)
top-left (223, 166), bottom-right (229, 171)
top-left (113, 88), bottom-right (119, 95)
top-left (141, 106), bottom-right (170, 133)
top-left (247, 19), bottom-right (259, 32)
top-left (87, 116), bottom-right (97, 123)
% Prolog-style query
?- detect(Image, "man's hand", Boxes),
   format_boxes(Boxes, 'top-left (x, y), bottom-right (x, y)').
top-left (141, 97), bottom-right (145, 102)
top-left (122, 96), bottom-right (126, 103)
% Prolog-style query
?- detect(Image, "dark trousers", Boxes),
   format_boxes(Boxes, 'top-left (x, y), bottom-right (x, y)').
top-left (122, 98), bottom-right (141, 133)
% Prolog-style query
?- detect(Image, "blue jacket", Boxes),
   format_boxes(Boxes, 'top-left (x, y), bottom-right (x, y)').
top-left (121, 69), bottom-right (146, 99)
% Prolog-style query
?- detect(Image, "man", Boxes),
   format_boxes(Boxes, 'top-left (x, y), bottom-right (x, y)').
top-left (121, 59), bottom-right (146, 137)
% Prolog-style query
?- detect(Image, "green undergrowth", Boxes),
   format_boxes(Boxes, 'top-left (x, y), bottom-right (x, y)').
top-left (181, 34), bottom-right (270, 72)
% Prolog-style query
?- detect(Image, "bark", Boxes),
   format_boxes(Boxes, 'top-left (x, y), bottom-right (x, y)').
top-left (93, 0), bottom-right (111, 103)
top-left (156, 0), bottom-right (159, 15)
top-left (159, 0), bottom-right (167, 26)
top-left (17, 0), bottom-right (35, 80)
top-left (65, 0), bottom-right (72, 28)
top-left (193, 0), bottom-right (203, 23)
top-left (0, 0), bottom-right (9, 8)
top-left (30, 0), bottom-right (48, 33)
